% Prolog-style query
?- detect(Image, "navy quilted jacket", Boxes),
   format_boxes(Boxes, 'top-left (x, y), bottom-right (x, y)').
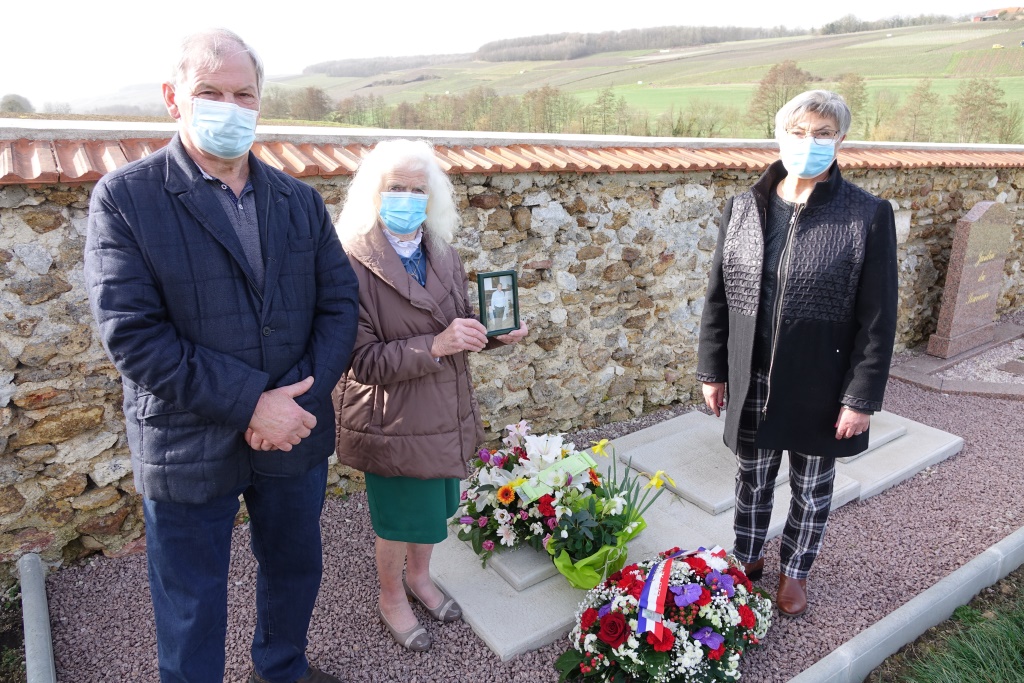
top-left (85, 135), bottom-right (359, 503)
top-left (696, 160), bottom-right (897, 458)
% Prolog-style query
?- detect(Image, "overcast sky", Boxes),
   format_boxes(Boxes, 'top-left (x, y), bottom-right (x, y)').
top-left (3, 0), bottom-right (984, 108)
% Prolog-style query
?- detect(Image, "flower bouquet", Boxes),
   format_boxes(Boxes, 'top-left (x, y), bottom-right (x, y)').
top-left (554, 546), bottom-right (773, 683)
top-left (454, 422), bottom-right (672, 590)
top-left (545, 439), bottom-right (670, 590)
top-left (454, 420), bottom-right (606, 565)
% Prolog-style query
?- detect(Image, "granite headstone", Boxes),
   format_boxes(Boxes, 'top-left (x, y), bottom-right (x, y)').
top-left (927, 201), bottom-right (1013, 359)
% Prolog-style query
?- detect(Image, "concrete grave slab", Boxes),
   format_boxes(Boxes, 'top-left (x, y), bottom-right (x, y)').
top-left (613, 411), bottom-right (789, 515)
top-left (837, 416), bottom-right (964, 500)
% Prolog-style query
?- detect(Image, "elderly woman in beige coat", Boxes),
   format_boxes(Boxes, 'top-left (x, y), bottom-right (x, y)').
top-left (333, 139), bottom-right (527, 652)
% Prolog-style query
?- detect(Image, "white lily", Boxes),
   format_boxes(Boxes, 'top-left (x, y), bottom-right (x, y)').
top-left (524, 433), bottom-right (565, 467)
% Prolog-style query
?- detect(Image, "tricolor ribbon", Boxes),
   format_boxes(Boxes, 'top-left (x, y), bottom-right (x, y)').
top-left (636, 557), bottom-right (673, 636)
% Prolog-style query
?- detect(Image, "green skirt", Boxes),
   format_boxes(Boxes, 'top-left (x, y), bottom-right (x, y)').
top-left (364, 473), bottom-right (460, 544)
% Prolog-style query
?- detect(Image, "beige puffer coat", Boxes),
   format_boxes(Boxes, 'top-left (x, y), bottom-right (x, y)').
top-left (333, 225), bottom-right (491, 480)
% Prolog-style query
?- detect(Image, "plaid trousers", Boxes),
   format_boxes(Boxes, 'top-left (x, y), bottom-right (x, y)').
top-left (733, 370), bottom-right (837, 579)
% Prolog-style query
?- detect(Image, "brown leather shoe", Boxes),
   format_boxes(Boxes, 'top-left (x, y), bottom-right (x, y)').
top-left (742, 558), bottom-right (764, 581)
top-left (776, 574), bottom-right (808, 616)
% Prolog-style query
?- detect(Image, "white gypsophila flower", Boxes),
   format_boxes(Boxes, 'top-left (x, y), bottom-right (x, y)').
top-left (493, 508), bottom-right (511, 524)
top-left (498, 525), bottom-right (517, 547)
top-left (583, 633), bottom-right (598, 652)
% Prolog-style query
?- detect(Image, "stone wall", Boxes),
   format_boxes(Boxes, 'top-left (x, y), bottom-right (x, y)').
top-left (1, 161), bottom-right (1023, 581)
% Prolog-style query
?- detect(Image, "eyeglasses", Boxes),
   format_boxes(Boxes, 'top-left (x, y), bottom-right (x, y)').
top-left (785, 128), bottom-right (839, 146)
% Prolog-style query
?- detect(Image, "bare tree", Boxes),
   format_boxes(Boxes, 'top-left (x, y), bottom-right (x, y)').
top-left (0, 93), bottom-right (34, 113)
top-left (869, 89), bottom-right (901, 141)
top-left (260, 87), bottom-right (293, 120)
top-left (996, 102), bottom-right (1023, 144)
top-left (291, 87), bottom-right (332, 121)
top-left (747, 61), bottom-right (811, 137)
top-left (835, 73), bottom-right (868, 138)
top-left (895, 79), bottom-right (942, 142)
top-left (952, 78), bottom-right (1006, 143)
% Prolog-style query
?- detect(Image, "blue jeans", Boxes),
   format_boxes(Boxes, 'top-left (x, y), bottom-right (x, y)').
top-left (143, 461), bottom-right (328, 683)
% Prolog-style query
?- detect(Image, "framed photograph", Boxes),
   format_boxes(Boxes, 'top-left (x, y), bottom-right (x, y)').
top-left (477, 270), bottom-right (519, 337)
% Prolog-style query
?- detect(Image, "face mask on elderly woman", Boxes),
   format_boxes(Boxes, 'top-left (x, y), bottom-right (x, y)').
top-left (778, 136), bottom-right (836, 179)
top-left (379, 192), bottom-right (429, 234)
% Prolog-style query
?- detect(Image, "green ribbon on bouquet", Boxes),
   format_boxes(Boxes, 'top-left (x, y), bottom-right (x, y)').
top-left (548, 517), bottom-right (647, 590)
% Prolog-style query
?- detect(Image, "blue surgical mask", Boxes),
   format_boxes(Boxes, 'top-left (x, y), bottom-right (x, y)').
top-left (778, 137), bottom-right (836, 179)
top-left (188, 97), bottom-right (259, 159)
top-left (379, 192), bottom-right (428, 235)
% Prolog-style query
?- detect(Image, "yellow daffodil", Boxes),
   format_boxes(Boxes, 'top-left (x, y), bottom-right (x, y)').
top-left (645, 470), bottom-right (676, 490)
top-left (591, 439), bottom-right (610, 457)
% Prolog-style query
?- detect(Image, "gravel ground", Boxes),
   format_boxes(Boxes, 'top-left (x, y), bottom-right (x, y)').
top-left (46, 315), bottom-right (1024, 683)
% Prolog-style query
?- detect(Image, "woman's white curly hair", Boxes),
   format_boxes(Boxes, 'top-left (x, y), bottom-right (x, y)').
top-left (335, 139), bottom-right (459, 251)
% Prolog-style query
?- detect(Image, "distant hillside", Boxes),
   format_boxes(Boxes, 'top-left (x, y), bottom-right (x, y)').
top-left (472, 25), bottom-right (806, 62)
top-left (304, 54), bottom-right (470, 78)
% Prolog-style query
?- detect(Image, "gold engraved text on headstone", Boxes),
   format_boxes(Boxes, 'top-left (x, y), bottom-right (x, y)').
top-left (967, 292), bottom-right (990, 304)
top-left (975, 251), bottom-right (997, 266)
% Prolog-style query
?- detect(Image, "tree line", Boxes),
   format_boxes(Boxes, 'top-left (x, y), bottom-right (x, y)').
top-left (260, 65), bottom-right (1022, 145)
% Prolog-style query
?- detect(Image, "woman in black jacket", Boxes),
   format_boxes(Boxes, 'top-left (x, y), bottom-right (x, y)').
top-left (696, 90), bottom-right (897, 616)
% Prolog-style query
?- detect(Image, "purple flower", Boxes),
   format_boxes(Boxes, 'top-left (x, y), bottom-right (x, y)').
top-left (692, 627), bottom-right (724, 650)
top-left (705, 570), bottom-right (735, 597)
top-left (546, 517), bottom-right (558, 530)
top-left (482, 540), bottom-right (495, 551)
top-left (519, 510), bottom-right (529, 520)
top-left (566, 473), bottom-right (573, 486)
top-left (478, 448), bottom-right (491, 464)
top-left (478, 516), bottom-right (489, 528)
top-left (491, 455), bottom-right (506, 468)
top-left (670, 583), bottom-right (702, 607)
top-left (460, 490), bottom-right (468, 501)
top-left (459, 516), bottom-right (474, 525)
top-left (598, 603), bottom-right (612, 618)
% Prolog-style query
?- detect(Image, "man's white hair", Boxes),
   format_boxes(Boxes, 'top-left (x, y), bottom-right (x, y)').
top-left (336, 139), bottom-right (459, 251)
top-left (171, 28), bottom-right (265, 95)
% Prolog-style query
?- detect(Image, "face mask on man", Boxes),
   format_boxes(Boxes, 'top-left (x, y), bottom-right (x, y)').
top-left (188, 97), bottom-right (259, 159)
top-left (379, 192), bottom-right (429, 234)
top-left (778, 137), bottom-right (836, 179)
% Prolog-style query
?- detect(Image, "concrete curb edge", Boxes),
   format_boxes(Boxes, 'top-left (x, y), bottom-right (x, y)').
top-left (789, 525), bottom-right (1024, 683)
top-left (16, 553), bottom-right (56, 683)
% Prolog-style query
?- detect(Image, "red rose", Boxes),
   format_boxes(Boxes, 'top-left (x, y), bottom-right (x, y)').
top-left (738, 604), bottom-right (756, 629)
top-left (597, 612), bottom-right (630, 649)
top-left (708, 644), bottom-right (726, 661)
top-left (646, 629), bottom-right (675, 652)
top-left (537, 494), bottom-right (556, 517)
top-left (697, 588), bottom-right (712, 606)
top-left (727, 567), bottom-right (753, 593)
top-left (580, 608), bottom-right (599, 631)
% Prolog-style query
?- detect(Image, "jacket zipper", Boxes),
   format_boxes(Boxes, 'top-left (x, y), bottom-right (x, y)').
top-left (762, 203), bottom-right (802, 418)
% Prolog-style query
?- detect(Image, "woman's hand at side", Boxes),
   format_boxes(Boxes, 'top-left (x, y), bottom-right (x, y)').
top-left (702, 382), bottom-right (726, 417)
top-left (431, 318), bottom-right (489, 357)
top-left (496, 321), bottom-right (529, 345)
top-left (835, 406), bottom-right (870, 439)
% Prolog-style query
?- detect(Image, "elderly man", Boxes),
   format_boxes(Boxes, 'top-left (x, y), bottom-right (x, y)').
top-left (85, 29), bottom-right (358, 683)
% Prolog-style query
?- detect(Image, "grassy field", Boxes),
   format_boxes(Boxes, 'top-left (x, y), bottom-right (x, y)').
top-left (272, 20), bottom-right (1024, 137)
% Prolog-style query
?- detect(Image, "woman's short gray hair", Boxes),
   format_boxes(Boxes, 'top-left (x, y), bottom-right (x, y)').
top-left (335, 139), bottom-right (460, 251)
top-left (171, 29), bottom-right (265, 95)
top-left (774, 90), bottom-right (851, 138)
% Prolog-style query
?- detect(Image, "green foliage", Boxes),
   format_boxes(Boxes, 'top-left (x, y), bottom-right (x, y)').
top-left (904, 602), bottom-right (1024, 682)
top-left (0, 94), bottom-right (34, 114)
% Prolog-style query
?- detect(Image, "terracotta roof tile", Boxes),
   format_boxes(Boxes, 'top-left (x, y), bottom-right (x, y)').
top-left (1, 132), bottom-right (1024, 185)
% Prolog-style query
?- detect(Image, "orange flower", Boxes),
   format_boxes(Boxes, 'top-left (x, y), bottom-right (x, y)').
top-left (497, 485), bottom-right (516, 505)
top-left (588, 468), bottom-right (601, 486)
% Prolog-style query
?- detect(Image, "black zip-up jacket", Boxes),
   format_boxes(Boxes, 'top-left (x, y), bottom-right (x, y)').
top-left (696, 160), bottom-right (898, 458)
